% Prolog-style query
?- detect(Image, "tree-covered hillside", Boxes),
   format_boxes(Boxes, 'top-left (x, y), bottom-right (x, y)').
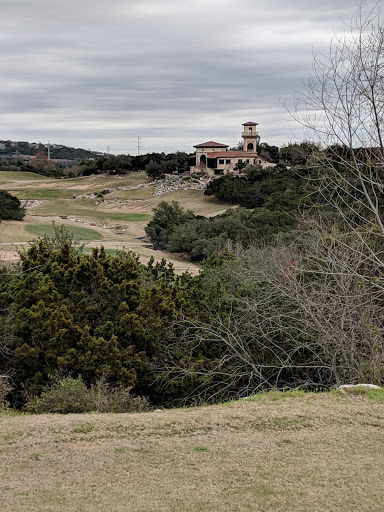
top-left (0, 140), bottom-right (100, 160)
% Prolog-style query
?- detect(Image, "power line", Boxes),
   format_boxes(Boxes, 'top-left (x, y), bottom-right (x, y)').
top-left (137, 136), bottom-right (142, 156)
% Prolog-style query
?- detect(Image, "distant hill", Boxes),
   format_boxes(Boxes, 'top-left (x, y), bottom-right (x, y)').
top-left (0, 140), bottom-right (107, 161)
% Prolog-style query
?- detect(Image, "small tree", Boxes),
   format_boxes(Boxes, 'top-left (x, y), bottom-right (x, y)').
top-left (145, 201), bottom-right (195, 250)
top-left (0, 190), bottom-right (25, 220)
top-left (29, 151), bottom-right (56, 175)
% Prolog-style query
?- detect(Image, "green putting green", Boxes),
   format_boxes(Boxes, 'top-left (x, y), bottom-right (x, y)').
top-left (25, 223), bottom-right (103, 241)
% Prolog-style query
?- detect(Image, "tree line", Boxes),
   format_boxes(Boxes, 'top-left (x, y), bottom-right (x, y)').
top-left (1, 217), bottom-right (382, 412)
top-left (0, 151), bottom-right (191, 179)
top-left (0, 141), bottom-right (326, 179)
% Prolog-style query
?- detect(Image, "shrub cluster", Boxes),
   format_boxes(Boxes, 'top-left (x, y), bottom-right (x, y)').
top-left (0, 376), bottom-right (12, 411)
top-left (1, 222), bottom-right (382, 410)
top-left (145, 200), bottom-right (297, 261)
top-left (0, 190), bottom-right (25, 221)
top-left (204, 164), bottom-right (307, 209)
top-left (0, 239), bottom-right (195, 407)
top-left (77, 151), bottom-right (190, 178)
top-left (25, 375), bottom-right (149, 414)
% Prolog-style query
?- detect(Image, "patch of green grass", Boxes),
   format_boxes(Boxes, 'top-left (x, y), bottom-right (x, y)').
top-left (194, 446), bottom-right (208, 452)
top-left (365, 387), bottom-right (384, 401)
top-left (30, 453), bottom-right (40, 460)
top-left (0, 409), bottom-right (25, 418)
top-left (16, 189), bottom-right (74, 199)
top-left (0, 171), bottom-right (49, 184)
top-left (25, 223), bottom-right (103, 241)
top-left (32, 201), bottom-right (147, 224)
top-left (244, 390), bottom-right (308, 402)
top-left (248, 483), bottom-right (275, 498)
top-left (108, 186), bottom-right (154, 201)
top-left (3, 431), bottom-right (24, 443)
top-left (218, 390), bottom-right (309, 408)
top-left (73, 423), bottom-right (94, 434)
top-left (250, 416), bottom-right (308, 431)
top-left (115, 447), bottom-right (127, 454)
top-left (60, 172), bottom-right (149, 191)
top-left (106, 424), bottom-right (137, 434)
top-left (107, 213), bottom-right (153, 222)
top-left (332, 385), bottom-right (384, 402)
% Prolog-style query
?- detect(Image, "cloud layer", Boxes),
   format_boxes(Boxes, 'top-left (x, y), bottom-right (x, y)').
top-left (0, 0), bottom-right (368, 153)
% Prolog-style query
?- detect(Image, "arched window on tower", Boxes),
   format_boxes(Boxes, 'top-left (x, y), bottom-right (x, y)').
top-left (247, 142), bottom-right (254, 152)
top-left (249, 127), bottom-right (252, 134)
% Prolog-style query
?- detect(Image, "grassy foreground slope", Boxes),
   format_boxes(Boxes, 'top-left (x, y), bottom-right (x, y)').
top-left (1, 391), bottom-right (383, 512)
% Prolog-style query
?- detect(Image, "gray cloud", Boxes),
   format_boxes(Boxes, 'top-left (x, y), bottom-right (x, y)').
top-left (0, 0), bottom-right (375, 153)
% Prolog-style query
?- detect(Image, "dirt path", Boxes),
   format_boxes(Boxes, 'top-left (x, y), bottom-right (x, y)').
top-left (204, 205), bottom-right (238, 217)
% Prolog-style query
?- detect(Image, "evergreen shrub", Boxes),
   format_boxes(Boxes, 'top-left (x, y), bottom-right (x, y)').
top-left (25, 375), bottom-right (149, 414)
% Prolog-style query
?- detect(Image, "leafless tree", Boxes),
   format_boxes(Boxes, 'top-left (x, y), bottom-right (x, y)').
top-left (0, 296), bottom-right (16, 406)
top-left (242, 238), bottom-right (384, 387)
top-left (156, 234), bottom-right (383, 403)
top-left (293, 3), bottom-right (384, 251)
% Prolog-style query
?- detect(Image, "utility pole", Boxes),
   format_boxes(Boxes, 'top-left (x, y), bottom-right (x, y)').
top-left (47, 140), bottom-right (51, 160)
top-left (106, 145), bottom-right (110, 155)
top-left (137, 136), bottom-right (142, 156)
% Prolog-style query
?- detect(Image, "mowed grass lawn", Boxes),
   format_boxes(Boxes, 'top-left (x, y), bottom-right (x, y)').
top-left (25, 224), bottom-right (104, 241)
top-left (0, 171), bottom-right (48, 184)
top-left (107, 213), bottom-right (153, 222)
top-left (1, 391), bottom-right (383, 512)
top-left (14, 189), bottom-right (75, 200)
top-left (0, 171), bottom-right (150, 191)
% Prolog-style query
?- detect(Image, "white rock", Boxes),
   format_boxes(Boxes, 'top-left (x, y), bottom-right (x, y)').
top-left (338, 383), bottom-right (381, 390)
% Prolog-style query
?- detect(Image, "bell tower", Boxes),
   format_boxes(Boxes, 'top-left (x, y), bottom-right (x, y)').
top-left (241, 122), bottom-right (259, 153)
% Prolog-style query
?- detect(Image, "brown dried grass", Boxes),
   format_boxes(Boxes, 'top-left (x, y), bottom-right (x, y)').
top-left (1, 392), bottom-right (383, 511)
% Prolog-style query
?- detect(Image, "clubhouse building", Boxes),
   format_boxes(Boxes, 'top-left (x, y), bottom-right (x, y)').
top-left (190, 122), bottom-right (264, 176)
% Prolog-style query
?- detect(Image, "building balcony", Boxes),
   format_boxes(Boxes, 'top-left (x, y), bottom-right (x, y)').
top-left (242, 131), bottom-right (259, 137)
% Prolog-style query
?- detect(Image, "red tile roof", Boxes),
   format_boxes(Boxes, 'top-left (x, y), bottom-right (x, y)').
top-left (242, 121), bottom-right (258, 126)
top-left (193, 141), bottom-right (229, 148)
top-left (207, 151), bottom-right (259, 158)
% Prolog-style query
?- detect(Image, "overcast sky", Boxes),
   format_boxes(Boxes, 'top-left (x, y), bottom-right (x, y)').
top-left (0, 0), bottom-right (371, 154)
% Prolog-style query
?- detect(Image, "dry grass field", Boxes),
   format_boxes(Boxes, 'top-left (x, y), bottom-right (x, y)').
top-left (0, 171), bottom-right (227, 273)
top-left (1, 391), bottom-right (384, 512)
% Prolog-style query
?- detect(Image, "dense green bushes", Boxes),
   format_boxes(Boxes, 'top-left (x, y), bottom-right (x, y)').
top-left (0, 241), bottom-right (195, 406)
top-left (24, 375), bottom-right (149, 414)
top-left (153, 236), bottom-right (384, 404)
top-left (144, 165), bottom-right (309, 262)
top-left (78, 151), bottom-right (190, 178)
top-left (2, 235), bottom-right (319, 409)
top-left (0, 150), bottom-right (191, 179)
top-left (0, 190), bottom-right (25, 220)
top-left (204, 164), bottom-right (307, 210)
top-left (145, 200), bottom-right (297, 262)
top-left (1, 218), bottom-right (382, 411)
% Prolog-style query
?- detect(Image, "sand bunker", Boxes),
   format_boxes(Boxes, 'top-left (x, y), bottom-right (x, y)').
top-left (0, 250), bottom-right (19, 261)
